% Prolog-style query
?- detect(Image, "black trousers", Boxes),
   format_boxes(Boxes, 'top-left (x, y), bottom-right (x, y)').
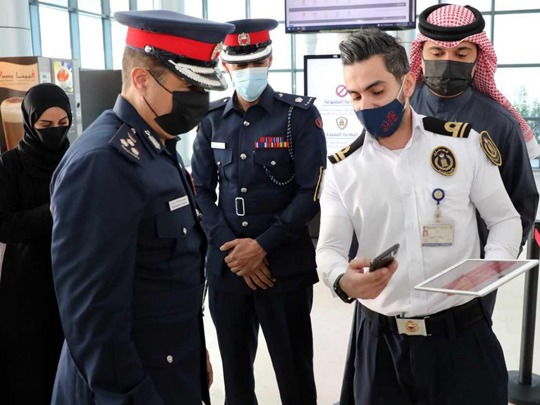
top-left (352, 308), bottom-right (508, 405)
top-left (209, 285), bottom-right (317, 405)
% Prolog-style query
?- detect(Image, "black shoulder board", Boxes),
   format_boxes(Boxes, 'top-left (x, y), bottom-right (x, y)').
top-left (328, 130), bottom-right (366, 164)
top-left (423, 116), bottom-right (471, 138)
top-left (275, 92), bottom-right (315, 110)
top-left (109, 124), bottom-right (143, 164)
top-left (209, 97), bottom-right (230, 111)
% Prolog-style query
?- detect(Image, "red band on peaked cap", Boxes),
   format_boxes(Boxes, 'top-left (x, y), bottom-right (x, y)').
top-left (224, 30), bottom-right (270, 46)
top-left (127, 27), bottom-right (218, 62)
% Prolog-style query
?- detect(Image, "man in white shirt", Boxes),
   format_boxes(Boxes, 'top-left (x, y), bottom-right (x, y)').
top-left (316, 28), bottom-right (521, 405)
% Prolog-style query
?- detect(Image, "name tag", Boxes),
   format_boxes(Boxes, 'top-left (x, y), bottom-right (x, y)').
top-left (211, 142), bottom-right (226, 149)
top-left (421, 222), bottom-right (454, 247)
top-left (169, 196), bottom-right (189, 211)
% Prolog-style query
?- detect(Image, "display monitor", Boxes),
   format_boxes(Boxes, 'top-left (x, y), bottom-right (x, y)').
top-left (286, 0), bottom-right (416, 33)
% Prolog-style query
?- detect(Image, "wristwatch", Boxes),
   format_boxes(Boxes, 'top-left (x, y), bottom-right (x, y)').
top-left (333, 274), bottom-right (355, 304)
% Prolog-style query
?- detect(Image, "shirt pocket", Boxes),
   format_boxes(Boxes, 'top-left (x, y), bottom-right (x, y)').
top-left (137, 204), bottom-right (198, 273)
top-left (422, 181), bottom-right (470, 225)
top-left (156, 206), bottom-right (195, 238)
top-left (253, 148), bottom-right (294, 185)
top-left (213, 148), bottom-right (233, 184)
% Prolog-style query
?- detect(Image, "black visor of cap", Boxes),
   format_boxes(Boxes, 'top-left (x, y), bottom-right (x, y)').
top-left (224, 40), bottom-right (272, 56)
top-left (418, 4), bottom-right (485, 42)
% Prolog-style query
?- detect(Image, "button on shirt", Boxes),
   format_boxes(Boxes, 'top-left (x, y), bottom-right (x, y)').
top-left (316, 109), bottom-right (521, 317)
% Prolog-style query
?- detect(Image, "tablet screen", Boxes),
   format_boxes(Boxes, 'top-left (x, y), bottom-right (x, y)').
top-left (414, 259), bottom-right (538, 296)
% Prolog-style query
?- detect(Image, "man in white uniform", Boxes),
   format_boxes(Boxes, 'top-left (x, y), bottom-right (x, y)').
top-left (316, 28), bottom-right (521, 405)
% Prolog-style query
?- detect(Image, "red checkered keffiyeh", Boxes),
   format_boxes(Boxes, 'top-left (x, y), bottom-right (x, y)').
top-left (410, 4), bottom-right (540, 158)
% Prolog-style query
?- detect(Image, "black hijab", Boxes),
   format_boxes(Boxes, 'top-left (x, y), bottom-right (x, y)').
top-left (17, 83), bottom-right (72, 180)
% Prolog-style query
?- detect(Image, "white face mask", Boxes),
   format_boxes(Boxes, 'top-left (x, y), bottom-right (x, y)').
top-left (229, 67), bottom-right (269, 102)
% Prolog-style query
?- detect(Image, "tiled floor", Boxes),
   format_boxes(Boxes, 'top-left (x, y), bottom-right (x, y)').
top-left (204, 241), bottom-right (540, 405)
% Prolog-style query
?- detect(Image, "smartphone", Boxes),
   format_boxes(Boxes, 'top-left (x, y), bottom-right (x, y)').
top-left (369, 243), bottom-right (400, 271)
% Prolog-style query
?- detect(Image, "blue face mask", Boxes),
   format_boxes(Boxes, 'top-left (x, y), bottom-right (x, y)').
top-left (229, 67), bottom-right (269, 102)
top-left (355, 83), bottom-right (405, 138)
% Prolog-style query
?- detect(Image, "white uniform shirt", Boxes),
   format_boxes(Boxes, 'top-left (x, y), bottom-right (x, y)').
top-left (316, 109), bottom-right (522, 317)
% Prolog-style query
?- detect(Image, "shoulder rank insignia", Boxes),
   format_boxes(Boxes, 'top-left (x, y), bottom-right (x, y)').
top-left (109, 124), bottom-right (143, 163)
top-left (275, 92), bottom-right (315, 110)
top-left (119, 135), bottom-right (140, 160)
top-left (209, 97), bottom-right (230, 111)
top-left (479, 130), bottom-right (502, 166)
top-left (328, 130), bottom-right (366, 164)
top-left (431, 146), bottom-right (456, 176)
top-left (423, 116), bottom-right (471, 139)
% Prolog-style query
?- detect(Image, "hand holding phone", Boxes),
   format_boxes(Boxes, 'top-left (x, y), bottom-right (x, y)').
top-left (369, 243), bottom-right (400, 272)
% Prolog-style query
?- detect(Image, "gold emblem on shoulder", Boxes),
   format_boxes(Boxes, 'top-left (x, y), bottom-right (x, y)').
top-left (238, 33), bottom-right (251, 46)
top-left (431, 146), bottom-right (456, 176)
top-left (479, 131), bottom-right (502, 166)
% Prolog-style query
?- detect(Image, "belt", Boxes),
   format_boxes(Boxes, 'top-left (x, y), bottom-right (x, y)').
top-left (361, 298), bottom-right (485, 337)
top-left (219, 193), bottom-right (293, 216)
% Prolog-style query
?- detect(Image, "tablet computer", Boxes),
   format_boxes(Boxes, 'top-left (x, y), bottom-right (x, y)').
top-left (414, 259), bottom-right (539, 297)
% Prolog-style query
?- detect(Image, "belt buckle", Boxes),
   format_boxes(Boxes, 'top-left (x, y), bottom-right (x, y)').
top-left (395, 316), bottom-right (430, 336)
top-left (235, 197), bottom-right (245, 216)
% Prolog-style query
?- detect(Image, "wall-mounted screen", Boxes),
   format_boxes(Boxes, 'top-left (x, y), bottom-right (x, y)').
top-left (286, 0), bottom-right (416, 33)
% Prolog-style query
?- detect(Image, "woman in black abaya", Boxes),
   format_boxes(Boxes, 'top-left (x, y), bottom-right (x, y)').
top-left (0, 83), bottom-right (72, 404)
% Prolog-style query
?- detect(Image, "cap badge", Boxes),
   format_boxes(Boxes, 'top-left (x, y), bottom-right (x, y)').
top-left (238, 32), bottom-right (251, 46)
top-left (211, 42), bottom-right (223, 60)
top-left (431, 146), bottom-right (456, 176)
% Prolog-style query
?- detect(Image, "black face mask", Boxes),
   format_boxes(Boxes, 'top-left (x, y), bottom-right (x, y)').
top-left (144, 72), bottom-right (210, 135)
top-left (35, 126), bottom-right (69, 150)
top-left (423, 60), bottom-right (475, 97)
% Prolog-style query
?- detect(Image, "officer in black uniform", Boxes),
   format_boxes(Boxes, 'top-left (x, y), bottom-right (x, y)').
top-left (191, 19), bottom-right (327, 405)
top-left (50, 10), bottom-right (234, 405)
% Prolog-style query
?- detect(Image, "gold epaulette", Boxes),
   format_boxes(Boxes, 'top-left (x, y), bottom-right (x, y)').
top-left (328, 130), bottom-right (365, 164)
top-left (423, 116), bottom-right (471, 138)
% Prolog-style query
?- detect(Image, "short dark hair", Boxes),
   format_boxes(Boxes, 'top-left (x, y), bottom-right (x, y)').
top-left (121, 47), bottom-right (168, 90)
top-left (339, 28), bottom-right (409, 81)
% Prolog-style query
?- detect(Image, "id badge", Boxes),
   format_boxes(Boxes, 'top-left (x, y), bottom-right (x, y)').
top-left (421, 222), bottom-right (454, 246)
